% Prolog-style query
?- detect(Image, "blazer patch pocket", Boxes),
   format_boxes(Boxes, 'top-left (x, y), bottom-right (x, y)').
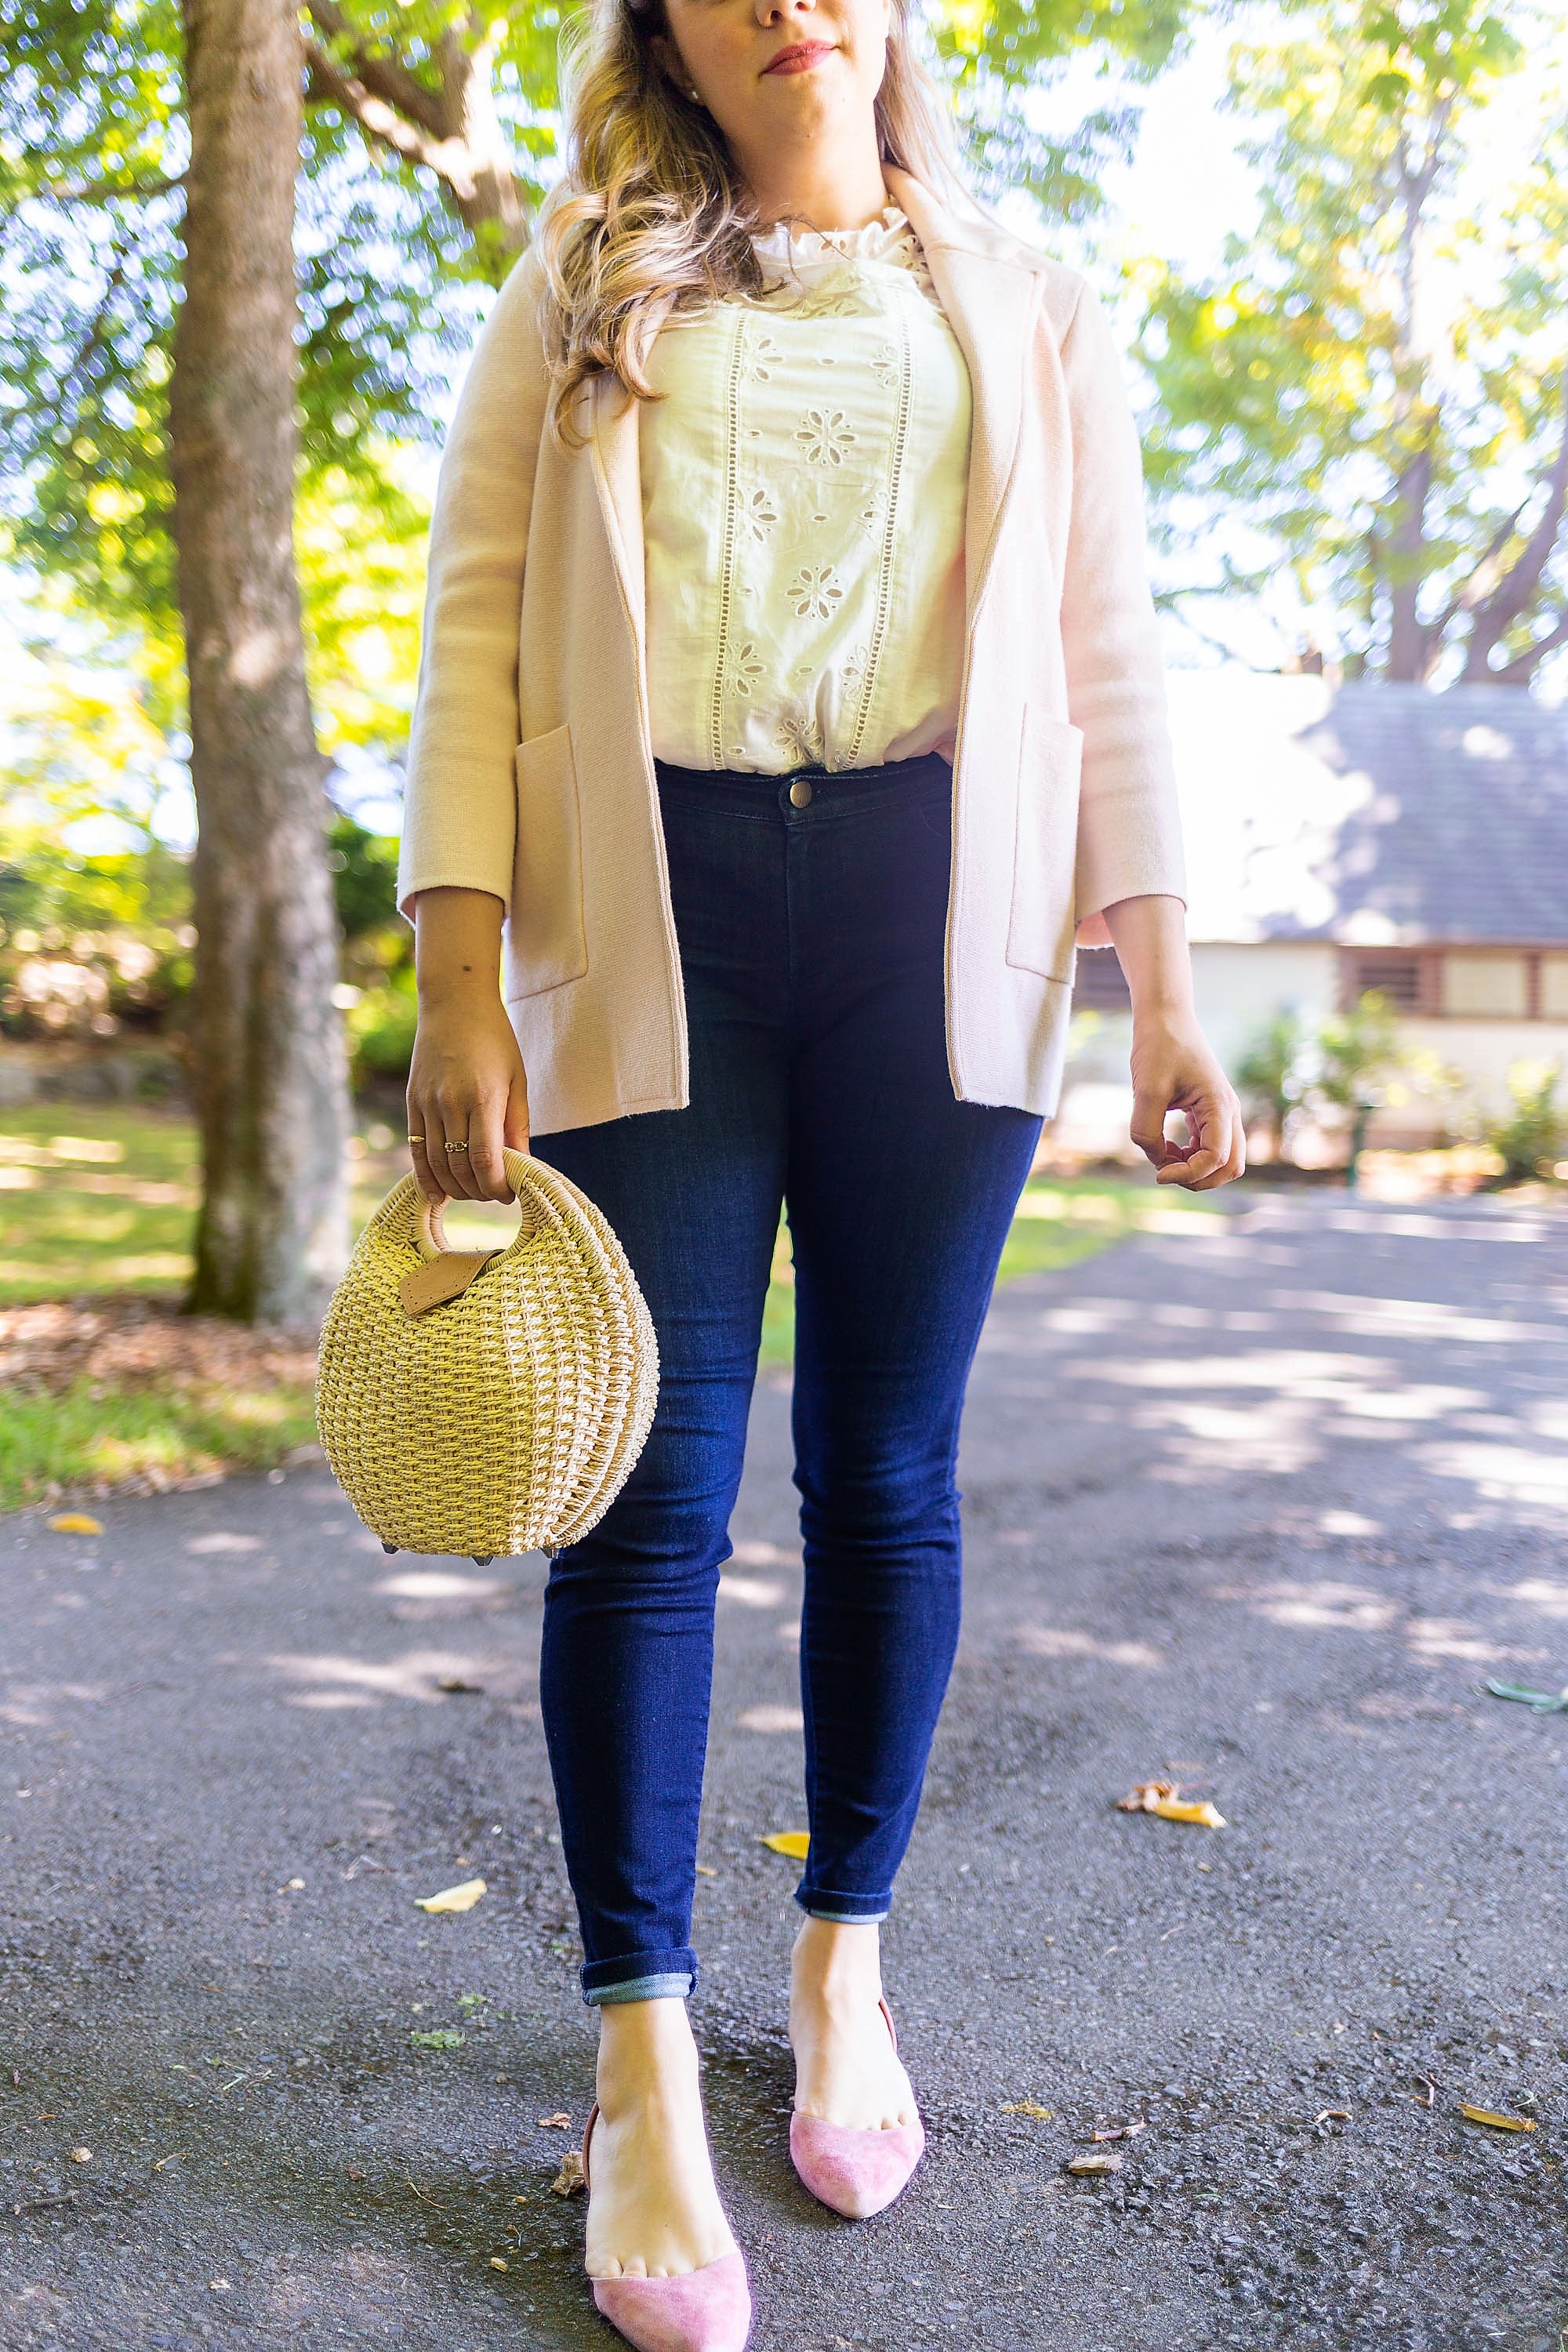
top-left (508, 724), bottom-right (589, 997)
top-left (1004, 704), bottom-right (1084, 985)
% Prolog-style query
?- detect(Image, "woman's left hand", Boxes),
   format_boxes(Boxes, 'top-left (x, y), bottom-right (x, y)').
top-left (1128, 1014), bottom-right (1247, 1189)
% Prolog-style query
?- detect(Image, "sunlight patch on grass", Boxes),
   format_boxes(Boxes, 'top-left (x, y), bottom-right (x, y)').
top-left (0, 1378), bottom-right (319, 1512)
top-left (0, 1103), bottom-right (1222, 1499)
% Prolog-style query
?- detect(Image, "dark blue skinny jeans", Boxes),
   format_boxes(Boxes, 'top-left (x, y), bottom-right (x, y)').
top-left (531, 751), bottom-right (1041, 2005)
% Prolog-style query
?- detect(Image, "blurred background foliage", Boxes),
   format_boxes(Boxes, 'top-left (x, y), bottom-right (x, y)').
top-left (2, 0), bottom-right (1565, 1102)
top-left (0, 0), bottom-right (1213, 1103)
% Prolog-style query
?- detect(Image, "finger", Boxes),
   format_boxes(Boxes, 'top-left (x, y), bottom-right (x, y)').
top-left (1161, 1091), bottom-right (1232, 1185)
top-left (434, 1099), bottom-right (486, 1201)
top-left (1217, 1104), bottom-right (1247, 1185)
top-left (426, 1108), bottom-right (474, 1205)
top-left (405, 1106), bottom-right (446, 1207)
top-left (503, 1069), bottom-right (531, 1161)
top-left (466, 1094), bottom-right (513, 1203)
top-left (425, 1107), bottom-right (465, 1205)
top-left (1130, 1093), bottom-right (1175, 1168)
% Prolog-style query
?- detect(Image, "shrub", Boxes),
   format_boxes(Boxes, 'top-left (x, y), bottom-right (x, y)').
top-left (1486, 1062), bottom-right (1565, 1185)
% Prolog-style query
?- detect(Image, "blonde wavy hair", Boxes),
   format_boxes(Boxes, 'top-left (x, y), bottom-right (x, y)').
top-left (535, 0), bottom-right (975, 448)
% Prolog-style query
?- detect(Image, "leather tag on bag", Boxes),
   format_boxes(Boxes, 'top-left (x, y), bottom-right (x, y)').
top-left (400, 1250), bottom-right (499, 1316)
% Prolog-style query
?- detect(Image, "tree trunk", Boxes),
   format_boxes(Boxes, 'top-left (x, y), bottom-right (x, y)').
top-left (1382, 438), bottom-right (1433, 682)
top-left (170, 0), bottom-right (348, 1323)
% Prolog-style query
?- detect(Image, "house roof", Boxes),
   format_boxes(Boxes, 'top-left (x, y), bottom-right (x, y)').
top-left (1165, 673), bottom-right (1568, 946)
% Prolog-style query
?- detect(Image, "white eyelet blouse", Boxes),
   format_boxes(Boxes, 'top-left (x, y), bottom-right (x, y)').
top-left (638, 201), bottom-right (973, 775)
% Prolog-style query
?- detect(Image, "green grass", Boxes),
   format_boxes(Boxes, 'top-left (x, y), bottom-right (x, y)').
top-left (0, 1105), bottom-right (201, 1301)
top-left (0, 1102), bottom-right (1219, 1504)
top-left (0, 1380), bottom-right (321, 1505)
top-left (756, 1174), bottom-right (1220, 1368)
top-left (0, 1103), bottom-right (406, 1302)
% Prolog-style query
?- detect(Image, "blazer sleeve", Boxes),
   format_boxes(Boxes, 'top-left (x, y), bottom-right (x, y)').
top-left (1056, 277), bottom-right (1187, 947)
top-left (395, 245), bottom-right (551, 923)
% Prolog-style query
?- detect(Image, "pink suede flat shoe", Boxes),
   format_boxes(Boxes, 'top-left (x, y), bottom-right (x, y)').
top-left (789, 1994), bottom-right (926, 2220)
top-left (581, 2103), bottom-right (752, 2352)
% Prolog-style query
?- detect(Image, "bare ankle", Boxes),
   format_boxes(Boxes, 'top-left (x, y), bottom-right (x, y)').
top-left (791, 1918), bottom-right (884, 2004)
top-left (595, 1996), bottom-right (699, 2111)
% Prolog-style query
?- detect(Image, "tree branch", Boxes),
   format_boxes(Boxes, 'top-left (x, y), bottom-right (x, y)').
top-left (25, 171), bottom-right (187, 208)
top-left (1461, 369), bottom-right (1568, 679)
top-left (302, 14), bottom-right (525, 251)
top-left (1425, 497), bottom-right (1531, 643)
top-left (303, 0), bottom-right (448, 139)
top-left (53, 241), bottom-right (134, 446)
top-left (1486, 607), bottom-right (1568, 687)
top-left (304, 43), bottom-right (464, 180)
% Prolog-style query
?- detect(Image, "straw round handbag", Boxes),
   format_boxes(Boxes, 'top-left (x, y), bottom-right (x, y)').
top-left (316, 1147), bottom-right (658, 1560)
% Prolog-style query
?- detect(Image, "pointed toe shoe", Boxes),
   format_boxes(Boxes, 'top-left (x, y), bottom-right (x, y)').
top-left (582, 2103), bottom-right (752, 2352)
top-left (788, 1996), bottom-right (925, 2219)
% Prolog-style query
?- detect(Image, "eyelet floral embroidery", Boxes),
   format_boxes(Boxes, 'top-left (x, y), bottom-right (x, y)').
top-left (741, 487), bottom-right (779, 540)
top-left (795, 408), bottom-right (857, 466)
top-left (775, 706), bottom-right (826, 765)
top-left (787, 564), bottom-right (844, 620)
top-left (640, 204), bottom-right (967, 775)
top-left (726, 641), bottom-right (765, 698)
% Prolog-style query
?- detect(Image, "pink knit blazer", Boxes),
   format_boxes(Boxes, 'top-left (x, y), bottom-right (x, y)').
top-left (395, 162), bottom-right (1187, 1137)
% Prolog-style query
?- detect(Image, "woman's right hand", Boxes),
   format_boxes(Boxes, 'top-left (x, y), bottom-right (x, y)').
top-left (405, 887), bottom-right (529, 1207)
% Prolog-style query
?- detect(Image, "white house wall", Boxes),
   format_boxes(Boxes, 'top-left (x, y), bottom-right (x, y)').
top-left (1188, 943), bottom-right (1339, 1067)
top-left (1048, 942), bottom-right (1568, 1156)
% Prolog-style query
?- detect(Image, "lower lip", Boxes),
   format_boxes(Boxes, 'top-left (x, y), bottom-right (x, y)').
top-left (764, 45), bottom-right (834, 74)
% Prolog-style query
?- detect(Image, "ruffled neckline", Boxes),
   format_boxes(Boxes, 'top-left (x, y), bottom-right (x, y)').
top-left (750, 200), bottom-right (920, 271)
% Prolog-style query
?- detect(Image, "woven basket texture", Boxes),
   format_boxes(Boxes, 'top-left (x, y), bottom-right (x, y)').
top-left (316, 1148), bottom-right (658, 1557)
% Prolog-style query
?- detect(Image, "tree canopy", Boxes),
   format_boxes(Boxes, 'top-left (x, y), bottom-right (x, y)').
top-left (1134, 0), bottom-right (1568, 685)
top-left (1, 0), bottom-right (1199, 702)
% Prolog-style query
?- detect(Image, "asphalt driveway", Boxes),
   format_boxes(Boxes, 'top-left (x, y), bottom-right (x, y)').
top-left (2, 1190), bottom-right (1566, 2350)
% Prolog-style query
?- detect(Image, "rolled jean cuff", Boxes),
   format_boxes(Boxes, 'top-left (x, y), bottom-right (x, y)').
top-left (793, 1885), bottom-right (891, 1924)
top-left (580, 1948), bottom-right (699, 2006)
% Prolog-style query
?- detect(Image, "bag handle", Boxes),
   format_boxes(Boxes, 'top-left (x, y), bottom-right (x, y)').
top-left (412, 1146), bottom-right (538, 1264)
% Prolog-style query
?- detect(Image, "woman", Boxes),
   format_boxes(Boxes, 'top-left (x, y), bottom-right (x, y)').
top-left (397, 0), bottom-right (1244, 2341)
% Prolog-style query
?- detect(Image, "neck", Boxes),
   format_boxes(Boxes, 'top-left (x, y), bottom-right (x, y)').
top-left (741, 136), bottom-right (891, 238)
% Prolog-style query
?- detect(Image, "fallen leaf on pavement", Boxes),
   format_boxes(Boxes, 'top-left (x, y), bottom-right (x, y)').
top-left (489, 2256), bottom-right (510, 2271)
top-left (1315, 2110), bottom-right (1351, 2126)
top-left (411, 2029), bottom-right (464, 2050)
top-left (551, 2150), bottom-right (586, 2197)
top-left (695, 1864), bottom-right (717, 1877)
top-left (1483, 1679), bottom-right (1568, 1715)
top-left (1116, 1779), bottom-right (1226, 1828)
top-left (1001, 2101), bottom-right (1053, 2119)
top-left (347, 2166), bottom-right (365, 2180)
top-left (1459, 2104), bottom-right (1535, 2132)
top-left (759, 1831), bottom-right (810, 1859)
top-left (69, 2147), bottom-right (92, 2163)
top-left (415, 1877), bottom-right (488, 1913)
top-left (1066, 2152), bottom-right (1122, 2176)
top-left (537, 2112), bottom-right (572, 2129)
top-left (1091, 2120), bottom-right (1146, 2141)
top-left (47, 1514), bottom-right (103, 1534)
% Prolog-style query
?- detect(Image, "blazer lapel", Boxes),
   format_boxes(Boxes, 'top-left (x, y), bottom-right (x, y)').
top-left (589, 372), bottom-right (648, 658)
top-left (884, 165), bottom-right (1040, 628)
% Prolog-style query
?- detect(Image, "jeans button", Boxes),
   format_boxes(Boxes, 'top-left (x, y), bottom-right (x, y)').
top-left (789, 778), bottom-right (813, 808)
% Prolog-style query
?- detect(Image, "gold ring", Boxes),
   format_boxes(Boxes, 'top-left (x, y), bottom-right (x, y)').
top-left (407, 1134), bottom-right (426, 1145)
top-left (444, 1139), bottom-right (470, 1154)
